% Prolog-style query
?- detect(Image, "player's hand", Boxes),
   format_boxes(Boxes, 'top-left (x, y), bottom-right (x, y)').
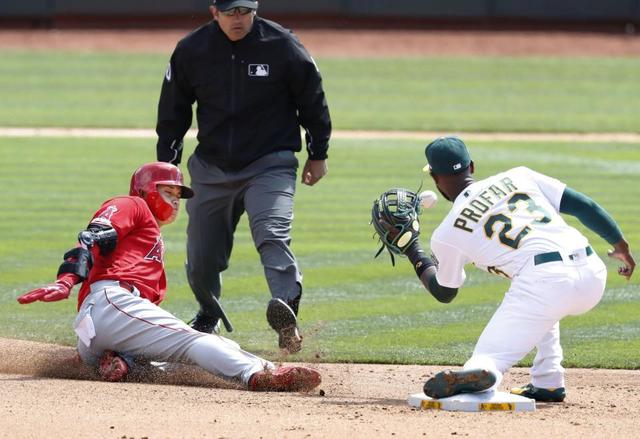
top-left (17, 279), bottom-right (73, 304)
top-left (607, 239), bottom-right (635, 280)
top-left (301, 159), bottom-right (327, 186)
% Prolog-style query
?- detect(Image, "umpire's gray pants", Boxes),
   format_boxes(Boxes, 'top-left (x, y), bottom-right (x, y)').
top-left (185, 150), bottom-right (302, 319)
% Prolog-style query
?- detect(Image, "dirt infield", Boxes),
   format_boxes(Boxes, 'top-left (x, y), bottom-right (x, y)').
top-left (2, 28), bottom-right (639, 438)
top-left (1, 337), bottom-right (639, 438)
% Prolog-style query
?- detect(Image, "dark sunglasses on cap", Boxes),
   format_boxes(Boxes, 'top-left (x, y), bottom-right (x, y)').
top-left (220, 7), bottom-right (254, 16)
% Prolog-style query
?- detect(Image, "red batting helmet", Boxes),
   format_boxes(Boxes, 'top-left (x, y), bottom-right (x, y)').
top-left (129, 162), bottom-right (194, 221)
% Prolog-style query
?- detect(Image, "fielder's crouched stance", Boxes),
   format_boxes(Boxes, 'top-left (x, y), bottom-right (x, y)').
top-left (17, 162), bottom-right (320, 392)
top-left (372, 137), bottom-right (635, 402)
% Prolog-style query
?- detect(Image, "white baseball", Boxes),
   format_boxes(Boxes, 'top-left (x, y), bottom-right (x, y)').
top-left (419, 190), bottom-right (438, 209)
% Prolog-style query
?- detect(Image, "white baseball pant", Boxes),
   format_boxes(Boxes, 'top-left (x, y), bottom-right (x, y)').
top-left (463, 247), bottom-right (607, 389)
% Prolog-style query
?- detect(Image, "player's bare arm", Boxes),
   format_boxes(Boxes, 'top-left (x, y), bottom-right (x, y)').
top-left (559, 186), bottom-right (635, 280)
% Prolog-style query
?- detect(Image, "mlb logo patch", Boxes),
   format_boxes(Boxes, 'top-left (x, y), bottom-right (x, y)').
top-left (249, 64), bottom-right (269, 77)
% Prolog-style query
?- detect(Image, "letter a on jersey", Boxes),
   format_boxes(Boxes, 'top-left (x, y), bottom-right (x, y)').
top-left (144, 236), bottom-right (165, 263)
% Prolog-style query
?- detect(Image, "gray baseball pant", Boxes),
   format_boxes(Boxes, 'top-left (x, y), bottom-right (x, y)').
top-left (185, 150), bottom-right (303, 320)
top-left (74, 280), bottom-right (271, 384)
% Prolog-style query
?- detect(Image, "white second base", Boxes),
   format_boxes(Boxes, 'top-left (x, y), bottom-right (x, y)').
top-left (408, 391), bottom-right (535, 412)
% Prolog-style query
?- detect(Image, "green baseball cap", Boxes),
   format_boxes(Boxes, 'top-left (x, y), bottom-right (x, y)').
top-left (423, 136), bottom-right (472, 174)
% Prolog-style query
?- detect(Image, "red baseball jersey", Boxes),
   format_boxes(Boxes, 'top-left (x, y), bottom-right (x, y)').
top-left (77, 196), bottom-right (167, 308)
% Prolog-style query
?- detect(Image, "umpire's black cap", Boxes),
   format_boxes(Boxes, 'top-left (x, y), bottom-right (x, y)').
top-left (213, 0), bottom-right (258, 11)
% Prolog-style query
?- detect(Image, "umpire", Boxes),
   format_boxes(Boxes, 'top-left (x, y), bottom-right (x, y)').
top-left (155, 0), bottom-right (331, 353)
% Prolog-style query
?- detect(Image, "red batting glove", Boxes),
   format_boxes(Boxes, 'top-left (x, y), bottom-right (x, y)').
top-left (17, 273), bottom-right (79, 304)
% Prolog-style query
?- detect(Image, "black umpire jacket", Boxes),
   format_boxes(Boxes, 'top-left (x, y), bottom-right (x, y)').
top-left (156, 17), bottom-right (332, 171)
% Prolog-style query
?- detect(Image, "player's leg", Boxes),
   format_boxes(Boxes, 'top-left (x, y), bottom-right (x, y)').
top-left (75, 299), bottom-right (130, 381)
top-left (76, 333), bottom-right (100, 365)
top-left (462, 286), bottom-right (559, 392)
top-left (567, 253), bottom-right (607, 316)
top-left (530, 322), bottom-right (565, 388)
top-left (84, 284), bottom-right (268, 384)
top-left (424, 281), bottom-right (560, 399)
top-left (185, 155), bottom-right (245, 333)
top-left (243, 152), bottom-right (303, 352)
top-left (517, 254), bottom-right (607, 398)
top-left (244, 155), bottom-right (301, 308)
top-left (470, 252), bottom-right (606, 381)
top-left (427, 252), bottom-right (608, 399)
top-left (84, 284), bottom-right (321, 390)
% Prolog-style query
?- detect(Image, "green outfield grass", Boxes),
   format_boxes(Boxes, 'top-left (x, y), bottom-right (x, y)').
top-left (1, 50), bottom-right (639, 132)
top-left (0, 137), bottom-right (638, 368)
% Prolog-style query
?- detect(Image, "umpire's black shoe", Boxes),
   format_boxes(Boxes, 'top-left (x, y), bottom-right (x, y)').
top-left (189, 312), bottom-right (220, 334)
top-left (266, 298), bottom-right (303, 354)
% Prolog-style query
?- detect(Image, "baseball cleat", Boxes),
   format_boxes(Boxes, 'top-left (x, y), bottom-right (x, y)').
top-left (278, 325), bottom-right (303, 354)
top-left (248, 366), bottom-right (321, 392)
top-left (423, 368), bottom-right (496, 399)
top-left (98, 350), bottom-right (129, 382)
top-left (511, 383), bottom-right (566, 402)
top-left (189, 311), bottom-right (220, 334)
top-left (266, 298), bottom-right (303, 353)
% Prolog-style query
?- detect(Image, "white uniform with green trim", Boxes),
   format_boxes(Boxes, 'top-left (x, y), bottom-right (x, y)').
top-left (430, 166), bottom-right (607, 389)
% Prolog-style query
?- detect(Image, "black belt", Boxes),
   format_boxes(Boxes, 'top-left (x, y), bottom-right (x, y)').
top-left (534, 246), bottom-right (593, 265)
